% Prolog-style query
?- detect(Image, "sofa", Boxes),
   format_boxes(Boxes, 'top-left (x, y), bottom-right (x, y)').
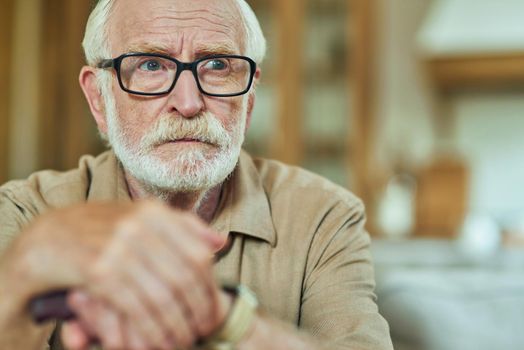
top-left (371, 239), bottom-right (524, 350)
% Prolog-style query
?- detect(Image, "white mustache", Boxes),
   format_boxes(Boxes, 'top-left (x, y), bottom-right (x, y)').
top-left (140, 112), bottom-right (232, 151)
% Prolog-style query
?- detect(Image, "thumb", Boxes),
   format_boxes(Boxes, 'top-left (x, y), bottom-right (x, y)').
top-left (201, 228), bottom-right (228, 252)
top-left (61, 321), bottom-right (90, 350)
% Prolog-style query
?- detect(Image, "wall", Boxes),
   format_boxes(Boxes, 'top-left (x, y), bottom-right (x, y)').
top-left (374, 0), bottom-right (524, 232)
top-left (418, 0), bottom-right (524, 55)
top-left (2, 0), bottom-right (100, 181)
top-left (454, 92), bottom-right (524, 228)
top-left (8, 0), bottom-right (42, 179)
top-left (0, 0), bottom-right (14, 184)
top-left (374, 0), bottom-right (437, 174)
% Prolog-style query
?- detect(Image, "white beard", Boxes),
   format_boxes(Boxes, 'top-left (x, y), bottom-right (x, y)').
top-left (98, 73), bottom-right (246, 193)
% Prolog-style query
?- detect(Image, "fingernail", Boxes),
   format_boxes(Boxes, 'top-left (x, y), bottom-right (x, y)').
top-left (69, 290), bottom-right (89, 306)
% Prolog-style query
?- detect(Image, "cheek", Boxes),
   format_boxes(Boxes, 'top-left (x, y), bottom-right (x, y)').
top-left (114, 93), bottom-right (165, 139)
top-left (205, 96), bottom-right (247, 132)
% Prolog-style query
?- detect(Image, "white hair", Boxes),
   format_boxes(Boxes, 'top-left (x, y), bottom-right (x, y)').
top-left (84, 0), bottom-right (256, 193)
top-left (234, 0), bottom-right (267, 64)
top-left (82, 0), bottom-right (267, 66)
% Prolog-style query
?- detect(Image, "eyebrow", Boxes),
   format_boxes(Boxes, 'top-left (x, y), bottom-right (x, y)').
top-left (125, 42), bottom-right (240, 58)
top-left (126, 43), bottom-right (172, 55)
top-left (193, 42), bottom-right (240, 57)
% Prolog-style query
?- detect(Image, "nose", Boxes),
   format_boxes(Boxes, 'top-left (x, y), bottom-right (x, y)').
top-left (167, 71), bottom-right (204, 118)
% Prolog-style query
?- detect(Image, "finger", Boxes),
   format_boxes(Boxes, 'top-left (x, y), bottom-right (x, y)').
top-left (175, 212), bottom-right (226, 250)
top-left (87, 224), bottom-right (191, 349)
top-left (105, 223), bottom-right (196, 346)
top-left (180, 214), bottom-right (226, 249)
top-left (70, 291), bottom-right (149, 350)
top-left (68, 291), bottom-right (126, 350)
top-left (61, 321), bottom-right (90, 350)
top-left (96, 284), bottom-right (171, 350)
top-left (128, 233), bottom-right (217, 337)
top-left (172, 263), bottom-right (217, 337)
top-left (86, 230), bottom-right (172, 349)
top-left (122, 216), bottom-right (218, 336)
top-left (123, 317), bottom-right (153, 350)
top-left (122, 259), bottom-right (196, 348)
top-left (138, 202), bottom-right (225, 250)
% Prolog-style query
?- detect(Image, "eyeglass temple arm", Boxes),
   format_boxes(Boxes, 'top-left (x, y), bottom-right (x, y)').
top-left (96, 59), bottom-right (115, 69)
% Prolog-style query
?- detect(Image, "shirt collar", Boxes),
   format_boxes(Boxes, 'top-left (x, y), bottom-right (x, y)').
top-left (87, 151), bottom-right (132, 203)
top-left (87, 150), bottom-right (276, 246)
top-left (212, 150), bottom-right (277, 246)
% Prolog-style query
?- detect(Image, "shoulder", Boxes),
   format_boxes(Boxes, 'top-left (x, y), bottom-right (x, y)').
top-left (0, 151), bottom-right (114, 212)
top-left (0, 152), bottom-right (113, 252)
top-left (240, 153), bottom-right (366, 241)
top-left (251, 155), bottom-right (364, 213)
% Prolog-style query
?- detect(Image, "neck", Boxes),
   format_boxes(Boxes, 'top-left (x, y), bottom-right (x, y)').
top-left (124, 173), bottom-right (223, 223)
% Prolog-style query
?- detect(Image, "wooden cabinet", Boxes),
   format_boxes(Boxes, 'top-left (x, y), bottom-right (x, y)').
top-left (246, 0), bottom-right (376, 199)
top-left (39, 0), bottom-right (105, 171)
top-left (0, 0), bottom-right (14, 183)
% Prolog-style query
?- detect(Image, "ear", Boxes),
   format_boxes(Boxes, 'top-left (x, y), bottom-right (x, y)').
top-left (79, 66), bottom-right (108, 135)
top-left (245, 67), bottom-right (262, 133)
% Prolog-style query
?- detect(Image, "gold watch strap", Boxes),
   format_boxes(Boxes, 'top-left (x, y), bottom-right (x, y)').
top-left (204, 284), bottom-right (258, 350)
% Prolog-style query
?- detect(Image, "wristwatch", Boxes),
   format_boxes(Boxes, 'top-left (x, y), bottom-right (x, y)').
top-left (204, 284), bottom-right (259, 350)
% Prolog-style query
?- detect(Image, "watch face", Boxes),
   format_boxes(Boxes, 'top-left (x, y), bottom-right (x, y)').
top-left (205, 283), bottom-right (258, 348)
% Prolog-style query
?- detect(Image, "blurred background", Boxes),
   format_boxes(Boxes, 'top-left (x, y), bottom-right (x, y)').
top-left (1, 0), bottom-right (524, 348)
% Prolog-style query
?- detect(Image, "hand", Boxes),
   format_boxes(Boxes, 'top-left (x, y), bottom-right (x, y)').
top-left (61, 289), bottom-right (233, 350)
top-left (80, 201), bottom-right (229, 349)
top-left (3, 201), bottom-right (228, 349)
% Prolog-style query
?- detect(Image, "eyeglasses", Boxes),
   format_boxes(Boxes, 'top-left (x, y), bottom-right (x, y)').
top-left (96, 53), bottom-right (257, 97)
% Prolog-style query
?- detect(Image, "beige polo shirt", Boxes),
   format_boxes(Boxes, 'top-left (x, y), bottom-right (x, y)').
top-left (0, 150), bottom-right (393, 350)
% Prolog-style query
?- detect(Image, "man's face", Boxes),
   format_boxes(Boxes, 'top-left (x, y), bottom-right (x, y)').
top-left (101, 0), bottom-right (252, 192)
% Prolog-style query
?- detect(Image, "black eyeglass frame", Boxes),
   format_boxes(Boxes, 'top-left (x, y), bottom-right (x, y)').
top-left (96, 53), bottom-right (257, 97)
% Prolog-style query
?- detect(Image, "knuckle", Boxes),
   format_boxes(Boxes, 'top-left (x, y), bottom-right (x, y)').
top-left (179, 335), bottom-right (194, 349)
top-left (154, 289), bottom-right (174, 313)
top-left (103, 337), bottom-right (124, 350)
top-left (130, 343), bottom-right (147, 350)
top-left (139, 317), bottom-right (162, 339)
top-left (172, 328), bottom-right (193, 350)
top-left (194, 247), bottom-right (211, 262)
top-left (189, 247), bottom-right (212, 267)
top-left (115, 219), bottom-right (142, 239)
top-left (176, 272), bottom-right (197, 291)
top-left (183, 210), bottom-right (203, 224)
top-left (87, 264), bottom-right (111, 286)
top-left (138, 200), bottom-right (167, 217)
top-left (125, 301), bottom-right (145, 321)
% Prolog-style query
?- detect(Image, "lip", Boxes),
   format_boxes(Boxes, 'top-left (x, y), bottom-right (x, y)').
top-left (173, 138), bottom-right (200, 143)
top-left (161, 138), bottom-right (214, 146)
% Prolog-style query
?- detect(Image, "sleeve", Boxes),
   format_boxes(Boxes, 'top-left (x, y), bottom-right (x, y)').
top-left (0, 185), bottom-right (58, 350)
top-left (300, 199), bottom-right (393, 350)
top-left (0, 186), bottom-right (37, 256)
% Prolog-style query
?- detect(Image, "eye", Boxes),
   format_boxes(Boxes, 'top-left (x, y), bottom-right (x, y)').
top-left (139, 59), bottom-right (163, 71)
top-left (204, 59), bottom-right (229, 71)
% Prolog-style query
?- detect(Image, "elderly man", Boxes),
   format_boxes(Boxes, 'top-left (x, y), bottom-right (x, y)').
top-left (0, 0), bottom-right (392, 349)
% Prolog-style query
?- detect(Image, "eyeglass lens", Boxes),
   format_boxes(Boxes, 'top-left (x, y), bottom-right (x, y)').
top-left (119, 56), bottom-right (252, 95)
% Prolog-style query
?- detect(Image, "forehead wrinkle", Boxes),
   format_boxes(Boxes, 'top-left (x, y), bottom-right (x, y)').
top-left (151, 15), bottom-right (232, 32)
top-left (162, 7), bottom-right (237, 21)
top-left (139, 24), bottom-right (240, 54)
top-left (110, 0), bottom-right (246, 55)
top-left (141, 6), bottom-right (237, 32)
top-left (133, 27), bottom-right (240, 51)
top-left (149, 6), bottom-right (244, 47)
top-left (126, 40), bottom-right (239, 57)
top-left (146, 25), bottom-right (236, 40)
